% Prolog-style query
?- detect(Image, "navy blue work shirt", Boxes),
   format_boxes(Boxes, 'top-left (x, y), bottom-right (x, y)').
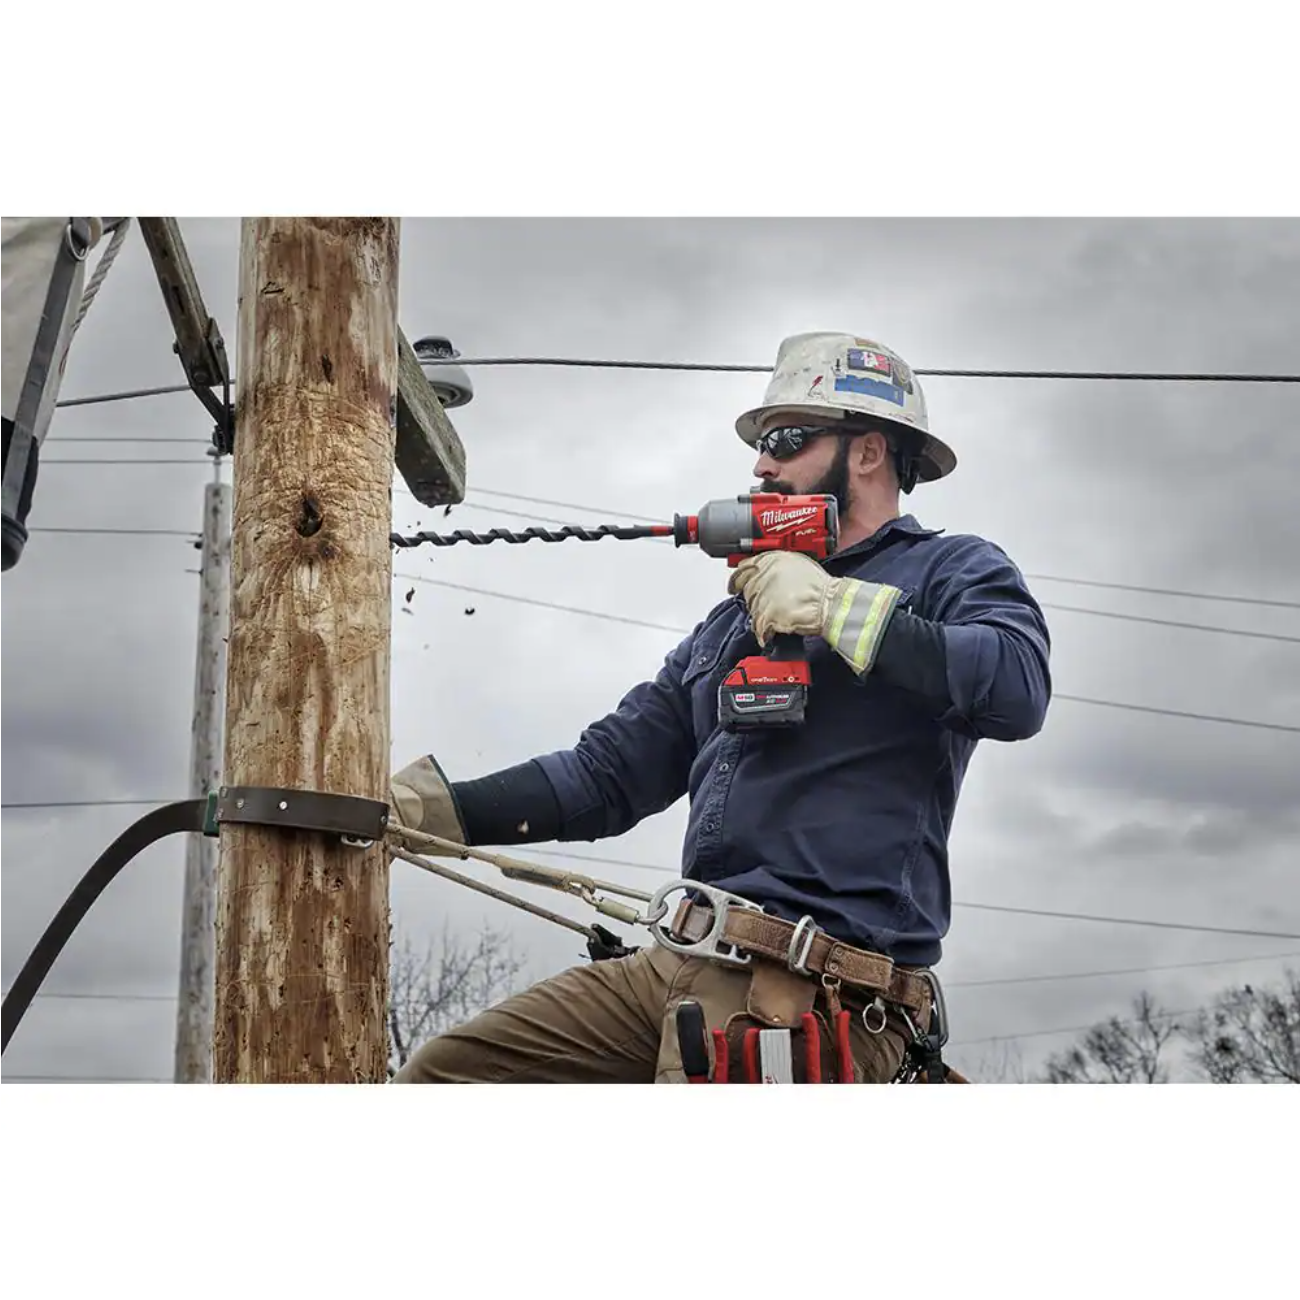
top-left (534, 514), bottom-right (1052, 966)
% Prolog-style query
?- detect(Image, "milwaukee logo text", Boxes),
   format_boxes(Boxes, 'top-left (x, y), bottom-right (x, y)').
top-left (760, 507), bottom-right (819, 533)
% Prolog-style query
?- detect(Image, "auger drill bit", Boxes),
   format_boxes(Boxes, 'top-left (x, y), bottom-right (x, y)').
top-left (389, 523), bottom-right (672, 549)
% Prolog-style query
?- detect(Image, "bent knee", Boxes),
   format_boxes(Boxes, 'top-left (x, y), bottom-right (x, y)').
top-left (391, 1033), bottom-right (490, 1083)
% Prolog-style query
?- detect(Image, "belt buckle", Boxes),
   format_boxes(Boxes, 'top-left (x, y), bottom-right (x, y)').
top-left (646, 879), bottom-right (765, 969)
top-left (786, 914), bottom-right (818, 976)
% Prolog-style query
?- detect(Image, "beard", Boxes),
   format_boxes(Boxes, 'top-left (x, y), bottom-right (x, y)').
top-left (757, 436), bottom-right (853, 519)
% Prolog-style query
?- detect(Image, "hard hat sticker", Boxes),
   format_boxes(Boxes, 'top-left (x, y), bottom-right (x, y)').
top-left (846, 347), bottom-right (893, 377)
top-left (833, 374), bottom-right (906, 406)
top-left (888, 352), bottom-right (915, 393)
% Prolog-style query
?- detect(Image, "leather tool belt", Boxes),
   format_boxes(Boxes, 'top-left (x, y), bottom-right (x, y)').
top-left (670, 897), bottom-right (933, 1020)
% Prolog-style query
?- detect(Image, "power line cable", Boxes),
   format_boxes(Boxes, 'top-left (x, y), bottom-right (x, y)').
top-left (398, 483), bottom-right (655, 523)
top-left (400, 484), bottom-right (1300, 613)
top-left (48, 436), bottom-right (211, 444)
top-left (946, 998), bottom-right (1206, 1050)
top-left (396, 572), bottom-right (690, 635)
top-left (38, 465), bottom-right (217, 470)
top-left (34, 465), bottom-right (1300, 622)
top-left (950, 1005), bottom-right (1199, 1048)
top-left (51, 358), bottom-right (1300, 413)
top-left (2, 1073), bottom-right (170, 1083)
top-left (1025, 573), bottom-right (1300, 612)
top-left (429, 358), bottom-right (1300, 383)
top-left (1051, 694), bottom-right (1300, 734)
top-left (37, 462), bottom-right (1298, 613)
top-left (392, 571), bottom-right (1300, 733)
top-left (15, 948), bottom-right (1298, 1007)
top-left (3, 990), bottom-right (175, 1004)
top-left (479, 846), bottom-right (1300, 939)
top-left (955, 899), bottom-right (1300, 939)
top-left (1037, 602), bottom-right (1300, 646)
top-left (947, 949), bottom-right (1300, 989)
top-left (1, 798), bottom-right (173, 810)
top-left (29, 526), bottom-right (199, 538)
top-left (4, 797), bottom-right (1296, 939)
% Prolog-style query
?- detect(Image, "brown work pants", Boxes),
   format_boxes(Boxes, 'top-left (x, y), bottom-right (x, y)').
top-left (391, 943), bottom-right (910, 1083)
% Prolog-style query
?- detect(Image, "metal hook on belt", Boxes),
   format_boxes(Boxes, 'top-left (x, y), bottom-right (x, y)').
top-left (643, 879), bottom-right (765, 968)
top-left (861, 996), bottom-right (888, 1035)
top-left (917, 969), bottom-right (949, 1046)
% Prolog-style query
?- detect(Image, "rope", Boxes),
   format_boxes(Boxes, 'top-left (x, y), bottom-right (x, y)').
top-left (68, 218), bottom-right (132, 343)
top-left (388, 844), bottom-right (596, 939)
top-left (386, 826), bottom-right (654, 928)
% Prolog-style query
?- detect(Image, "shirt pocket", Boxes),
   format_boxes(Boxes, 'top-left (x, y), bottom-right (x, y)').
top-left (682, 613), bottom-right (741, 740)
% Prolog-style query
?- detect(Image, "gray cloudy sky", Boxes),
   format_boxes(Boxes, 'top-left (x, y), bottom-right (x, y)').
top-left (3, 217), bottom-right (1299, 1084)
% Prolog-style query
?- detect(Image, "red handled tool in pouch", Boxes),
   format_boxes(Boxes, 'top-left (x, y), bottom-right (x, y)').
top-left (676, 1000), bottom-right (856, 1083)
top-left (676, 1000), bottom-right (729, 1083)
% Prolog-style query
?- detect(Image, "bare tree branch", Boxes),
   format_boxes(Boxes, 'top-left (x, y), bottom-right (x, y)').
top-left (1183, 970), bottom-right (1300, 1084)
top-left (967, 1040), bottom-right (1031, 1084)
top-left (387, 922), bottom-right (528, 1076)
top-left (1040, 992), bottom-right (1182, 1083)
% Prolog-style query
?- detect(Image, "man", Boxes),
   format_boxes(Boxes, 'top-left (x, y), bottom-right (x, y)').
top-left (390, 330), bottom-right (1051, 1083)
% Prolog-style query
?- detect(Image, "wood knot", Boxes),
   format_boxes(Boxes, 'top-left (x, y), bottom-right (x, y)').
top-left (296, 495), bottom-right (323, 537)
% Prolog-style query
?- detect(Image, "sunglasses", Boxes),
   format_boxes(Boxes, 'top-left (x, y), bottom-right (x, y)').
top-left (753, 424), bottom-right (847, 461)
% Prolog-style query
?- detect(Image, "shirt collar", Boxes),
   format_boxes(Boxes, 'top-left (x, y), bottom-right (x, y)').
top-left (830, 513), bottom-right (943, 563)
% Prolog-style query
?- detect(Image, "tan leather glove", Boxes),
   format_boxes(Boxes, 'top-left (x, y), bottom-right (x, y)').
top-left (389, 754), bottom-right (467, 842)
top-left (729, 551), bottom-right (904, 676)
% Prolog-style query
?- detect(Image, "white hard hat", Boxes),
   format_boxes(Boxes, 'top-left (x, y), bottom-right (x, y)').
top-left (736, 331), bottom-right (956, 483)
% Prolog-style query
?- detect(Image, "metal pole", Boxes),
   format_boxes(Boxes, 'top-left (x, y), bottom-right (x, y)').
top-left (174, 452), bottom-right (231, 1082)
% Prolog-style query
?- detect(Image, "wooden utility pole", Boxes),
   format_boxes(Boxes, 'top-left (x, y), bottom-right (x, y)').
top-left (174, 453), bottom-right (231, 1082)
top-left (214, 218), bottom-right (399, 1083)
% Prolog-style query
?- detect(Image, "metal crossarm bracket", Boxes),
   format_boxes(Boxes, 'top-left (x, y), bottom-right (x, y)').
top-left (209, 785), bottom-right (390, 846)
top-left (137, 217), bottom-right (235, 452)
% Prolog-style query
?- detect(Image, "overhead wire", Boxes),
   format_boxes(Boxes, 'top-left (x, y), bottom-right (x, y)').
top-left (52, 358), bottom-right (1300, 411)
top-left (45, 436), bottom-right (213, 444)
top-left (1, 798), bottom-right (173, 810)
top-left (950, 1006), bottom-right (1199, 1049)
top-left (946, 949), bottom-right (1300, 989)
top-left (38, 459), bottom-right (1296, 617)
top-left (2, 1073), bottom-right (171, 1083)
top-left (13, 948), bottom-right (1298, 1007)
top-left (402, 483), bottom-right (1300, 612)
top-left (393, 571), bottom-right (1300, 732)
top-left (3, 796), bottom-right (1295, 940)
top-left (36, 464), bottom-right (1300, 631)
top-left (37, 458), bottom-right (218, 466)
top-left (29, 526), bottom-right (199, 538)
top-left (1024, 572), bottom-right (1300, 613)
top-left (449, 845), bottom-right (1300, 939)
top-left (1036, 602), bottom-right (1300, 646)
top-left (7, 991), bottom-right (175, 1003)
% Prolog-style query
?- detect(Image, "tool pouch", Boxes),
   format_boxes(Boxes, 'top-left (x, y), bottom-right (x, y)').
top-left (745, 960), bottom-right (817, 1028)
top-left (677, 985), bottom-right (857, 1084)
